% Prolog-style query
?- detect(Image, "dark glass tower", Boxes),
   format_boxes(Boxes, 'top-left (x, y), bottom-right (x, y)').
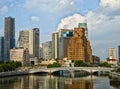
top-left (118, 46), bottom-right (120, 62)
top-left (0, 37), bottom-right (5, 61)
top-left (4, 17), bottom-right (15, 60)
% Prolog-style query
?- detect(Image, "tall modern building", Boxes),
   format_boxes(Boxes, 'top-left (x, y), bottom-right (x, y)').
top-left (67, 28), bottom-right (92, 63)
top-left (52, 32), bottom-right (59, 59)
top-left (0, 37), bottom-right (5, 61)
top-left (108, 48), bottom-right (117, 59)
top-left (4, 17), bottom-right (15, 60)
top-left (42, 41), bottom-right (52, 60)
top-left (118, 46), bottom-right (120, 62)
top-left (18, 28), bottom-right (39, 59)
top-left (58, 29), bottom-right (73, 59)
top-left (78, 23), bottom-right (88, 39)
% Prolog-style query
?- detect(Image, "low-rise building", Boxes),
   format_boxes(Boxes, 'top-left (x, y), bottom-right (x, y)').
top-left (10, 47), bottom-right (30, 66)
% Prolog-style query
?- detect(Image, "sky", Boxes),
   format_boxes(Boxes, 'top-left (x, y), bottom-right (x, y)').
top-left (0, 0), bottom-right (120, 60)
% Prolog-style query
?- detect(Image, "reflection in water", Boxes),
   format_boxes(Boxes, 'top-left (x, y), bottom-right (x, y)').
top-left (0, 75), bottom-right (119, 89)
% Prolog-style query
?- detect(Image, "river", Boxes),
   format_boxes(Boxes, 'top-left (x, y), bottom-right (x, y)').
top-left (0, 75), bottom-right (120, 89)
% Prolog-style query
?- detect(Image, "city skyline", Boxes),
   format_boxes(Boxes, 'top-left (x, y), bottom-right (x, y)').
top-left (0, 0), bottom-right (120, 60)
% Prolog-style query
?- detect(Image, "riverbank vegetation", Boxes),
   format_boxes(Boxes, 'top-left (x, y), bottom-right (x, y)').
top-left (0, 61), bottom-right (22, 72)
top-left (47, 62), bottom-right (61, 68)
top-left (74, 60), bottom-right (89, 67)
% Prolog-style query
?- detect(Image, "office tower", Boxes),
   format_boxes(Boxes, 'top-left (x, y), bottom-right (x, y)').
top-left (58, 29), bottom-right (73, 59)
top-left (118, 46), bottom-right (120, 62)
top-left (67, 28), bottom-right (92, 63)
top-left (18, 28), bottom-right (39, 59)
top-left (78, 23), bottom-right (88, 39)
top-left (52, 32), bottom-right (59, 59)
top-left (0, 37), bottom-right (5, 61)
top-left (42, 41), bottom-right (52, 60)
top-left (108, 48), bottom-right (117, 59)
top-left (4, 17), bottom-right (15, 60)
top-left (10, 47), bottom-right (30, 66)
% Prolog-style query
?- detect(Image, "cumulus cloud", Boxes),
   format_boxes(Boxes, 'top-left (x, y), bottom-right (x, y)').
top-left (31, 16), bottom-right (40, 22)
top-left (57, 14), bottom-right (86, 30)
top-left (24, 0), bottom-right (76, 14)
top-left (0, 6), bottom-right (8, 14)
top-left (100, 0), bottom-right (120, 10)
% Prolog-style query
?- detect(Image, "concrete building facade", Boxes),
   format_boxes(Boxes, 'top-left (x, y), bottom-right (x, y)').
top-left (52, 32), bottom-right (59, 59)
top-left (10, 47), bottom-right (30, 66)
top-left (108, 48), bottom-right (117, 59)
top-left (18, 28), bottom-right (39, 59)
top-left (4, 17), bottom-right (15, 60)
top-left (67, 28), bottom-right (92, 63)
top-left (42, 41), bottom-right (52, 60)
top-left (58, 29), bottom-right (73, 59)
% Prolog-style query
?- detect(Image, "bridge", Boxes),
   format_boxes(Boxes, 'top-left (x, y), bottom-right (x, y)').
top-left (28, 67), bottom-right (114, 74)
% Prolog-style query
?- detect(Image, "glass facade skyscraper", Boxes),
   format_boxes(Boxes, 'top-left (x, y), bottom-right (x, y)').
top-left (0, 37), bottom-right (5, 61)
top-left (4, 17), bottom-right (15, 60)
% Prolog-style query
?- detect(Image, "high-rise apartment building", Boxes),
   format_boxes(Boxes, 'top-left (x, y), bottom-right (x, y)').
top-left (42, 41), bottom-right (52, 60)
top-left (0, 37), bottom-right (5, 61)
top-left (52, 32), bottom-right (59, 59)
top-left (67, 28), bottom-right (92, 63)
top-left (108, 48), bottom-right (117, 59)
top-left (18, 28), bottom-right (39, 59)
top-left (58, 29), bottom-right (73, 59)
top-left (118, 46), bottom-right (120, 62)
top-left (78, 23), bottom-right (88, 39)
top-left (4, 17), bottom-right (15, 60)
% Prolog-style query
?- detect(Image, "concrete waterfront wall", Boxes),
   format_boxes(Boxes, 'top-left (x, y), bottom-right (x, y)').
top-left (0, 70), bottom-right (29, 77)
top-left (109, 72), bottom-right (120, 79)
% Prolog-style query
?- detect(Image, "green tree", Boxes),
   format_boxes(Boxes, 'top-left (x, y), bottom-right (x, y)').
top-left (99, 62), bottom-right (111, 67)
top-left (47, 62), bottom-right (61, 68)
top-left (74, 60), bottom-right (88, 67)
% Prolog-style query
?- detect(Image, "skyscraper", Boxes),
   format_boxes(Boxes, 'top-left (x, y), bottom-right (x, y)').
top-left (108, 48), bottom-right (117, 59)
top-left (4, 17), bottom-right (15, 60)
top-left (0, 37), bottom-right (5, 61)
top-left (52, 32), bottom-right (59, 59)
top-left (58, 29), bottom-right (73, 59)
top-left (67, 28), bottom-right (92, 63)
top-left (18, 28), bottom-right (39, 59)
top-left (78, 23), bottom-right (88, 39)
top-left (42, 41), bottom-right (52, 60)
top-left (118, 46), bottom-right (120, 62)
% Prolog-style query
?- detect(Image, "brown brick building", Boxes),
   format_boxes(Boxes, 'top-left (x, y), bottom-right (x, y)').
top-left (67, 28), bottom-right (92, 63)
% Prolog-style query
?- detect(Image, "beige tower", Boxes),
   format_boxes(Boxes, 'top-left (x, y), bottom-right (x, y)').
top-left (18, 28), bottom-right (39, 59)
top-left (67, 28), bottom-right (92, 63)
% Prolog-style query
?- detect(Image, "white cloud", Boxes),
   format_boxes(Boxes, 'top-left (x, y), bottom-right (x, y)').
top-left (31, 16), bottom-right (40, 22)
top-left (57, 14), bottom-right (86, 30)
top-left (24, 0), bottom-right (76, 14)
top-left (100, 0), bottom-right (120, 10)
top-left (0, 6), bottom-right (8, 14)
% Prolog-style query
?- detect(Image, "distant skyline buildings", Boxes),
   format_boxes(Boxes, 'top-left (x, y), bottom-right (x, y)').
top-left (118, 46), bottom-right (120, 62)
top-left (18, 28), bottom-right (39, 59)
top-left (4, 17), bottom-right (15, 60)
top-left (108, 48), bottom-right (117, 59)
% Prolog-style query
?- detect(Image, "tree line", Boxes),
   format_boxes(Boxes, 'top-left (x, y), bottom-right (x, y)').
top-left (0, 61), bottom-right (22, 72)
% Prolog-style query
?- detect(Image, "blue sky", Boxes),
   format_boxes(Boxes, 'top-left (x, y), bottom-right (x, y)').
top-left (0, 0), bottom-right (120, 60)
